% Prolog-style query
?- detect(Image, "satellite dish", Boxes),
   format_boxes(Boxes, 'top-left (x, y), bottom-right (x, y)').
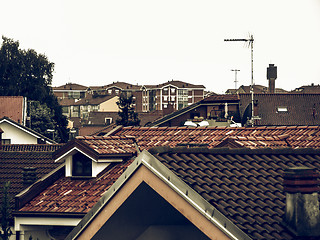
top-left (198, 121), bottom-right (209, 127)
top-left (184, 121), bottom-right (197, 127)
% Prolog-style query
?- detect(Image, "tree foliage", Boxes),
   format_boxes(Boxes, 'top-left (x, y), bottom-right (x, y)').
top-left (0, 182), bottom-right (12, 240)
top-left (116, 93), bottom-right (140, 126)
top-left (0, 36), bottom-right (68, 142)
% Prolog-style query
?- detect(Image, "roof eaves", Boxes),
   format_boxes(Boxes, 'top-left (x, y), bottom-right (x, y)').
top-left (15, 164), bottom-right (65, 210)
top-left (66, 150), bottom-right (251, 240)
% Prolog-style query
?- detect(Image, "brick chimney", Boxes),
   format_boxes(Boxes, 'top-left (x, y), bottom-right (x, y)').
top-left (283, 167), bottom-right (320, 237)
top-left (267, 64), bottom-right (277, 93)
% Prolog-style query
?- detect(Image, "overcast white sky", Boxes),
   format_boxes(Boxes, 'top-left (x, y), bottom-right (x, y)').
top-left (1, 0), bottom-right (320, 93)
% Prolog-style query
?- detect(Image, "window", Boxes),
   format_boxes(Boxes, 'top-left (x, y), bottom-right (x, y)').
top-left (72, 152), bottom-right (92, 177)
top-left (105, 118), bottom-right (112, 125)
top-left (171, 88), bottom-right (176, 93)
top-left (163, 96), bottom-right (168, 101)
top-left (62, 106), bottom-right (69, 114)
top-left (277, 107), bottom-right (288, 112)
top-left (1, 139), bottom-right (11, 145)
top-left (115, 89), bottom-right (119, 94)
top-left (108, 89), bottom-right (112, 94)
top-left (178, 89), bottom-right (188, 110)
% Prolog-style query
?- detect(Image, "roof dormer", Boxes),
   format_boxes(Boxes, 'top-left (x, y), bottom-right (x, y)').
top-left (54, 136), bottom-right (138, 178)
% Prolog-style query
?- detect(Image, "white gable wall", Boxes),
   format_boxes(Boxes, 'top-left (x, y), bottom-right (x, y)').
top-left (0, 121), bottom-right (38, 144)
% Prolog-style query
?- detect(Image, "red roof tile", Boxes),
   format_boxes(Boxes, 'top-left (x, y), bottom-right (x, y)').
top-left (110, 126), bottom-right (320, 149)
top-left (18, 159), bottom-right (133, 213)
top-left (0, 96), bottom-right (25, 124)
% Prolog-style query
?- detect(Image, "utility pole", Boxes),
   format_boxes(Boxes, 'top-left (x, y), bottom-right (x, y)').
top-left (231, 69), bottom-right (240, 89)
top-left (225, 35), bottom-right (255, 126)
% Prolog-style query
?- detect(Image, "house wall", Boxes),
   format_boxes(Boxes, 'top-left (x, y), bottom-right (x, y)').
top-left (0, 122), bottom-right (38, 144)
top-left (99, 96), bottom-right (119, 112)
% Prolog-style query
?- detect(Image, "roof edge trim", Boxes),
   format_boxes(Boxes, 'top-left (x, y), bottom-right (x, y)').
top-left (66, 150), bottom-right (251, 240)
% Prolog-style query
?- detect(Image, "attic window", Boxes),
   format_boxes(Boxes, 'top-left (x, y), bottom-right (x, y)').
top-left (72, 152), bottom-right (92, 177)
top-left (277, 107), bottom-right (288, 112)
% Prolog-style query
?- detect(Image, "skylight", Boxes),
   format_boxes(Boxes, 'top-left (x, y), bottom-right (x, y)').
top-left (277, 107), bottom-right (288, 112)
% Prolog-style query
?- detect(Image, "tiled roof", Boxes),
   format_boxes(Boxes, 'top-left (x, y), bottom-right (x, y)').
top-left (0, 150), bottom-right (61, 219)
top-left (1, 144), bottom-right (64, 152)
top-left (73, 95), bottom-right (116, 106)
top-left (102, 82), bottom-right (142, 90)
top-left (145, 80), bottom-right (205, 89)
top-left (75, 136), bottom-right (138, 155)
top-left (146, 94), bottom-right (239, 127)
top-left (292, 84), bottom-right (320, 93)
top-left (239, 93), bottom-right (320, 126)
top-left (111, 125), bottom-right (320, 149)
top-left (17, 159), bottom-right (134, 214)
top-left (52, 83), bottom-right (88, 91)
top-left (149, 147), bottom-right (320, 239)
top-left (202, 94), bottom-right (239, 102)
top-left (0, 96), bottom-right (25, 124)
top-left (53, 136), bottom-right (138, 160)
top-left (57, 98), bottom-right (76, 106)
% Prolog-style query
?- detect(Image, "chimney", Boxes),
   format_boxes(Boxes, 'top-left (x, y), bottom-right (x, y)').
top-left (267, 64), bottom-right (277, 93)
top-left (283, 167), bottom-right (320, 237)
top-left (22, 167), bottom-right (38, 187)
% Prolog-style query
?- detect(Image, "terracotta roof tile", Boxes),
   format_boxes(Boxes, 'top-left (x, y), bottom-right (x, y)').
top-left (18, 159), bottom-right (134, 213)
top-left (111, 126), bottom-right (320, 149)
top-left (0, 96), bottom-right (25, 123)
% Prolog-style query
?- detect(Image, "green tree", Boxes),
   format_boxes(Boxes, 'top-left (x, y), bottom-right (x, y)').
top-left (116, 93), bottom-right (140, 126)
top-left (29, 101), bottom-right (59, 141)
top-left (0, 182), bottom-right (12, 240)
top-left (0, 36), bottom-right (68, 142)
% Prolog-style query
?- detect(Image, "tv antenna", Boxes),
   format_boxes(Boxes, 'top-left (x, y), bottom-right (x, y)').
top-left (231, 69), bottom-right (240, 89)
top-left (224, 34), bottom-right (256, 126)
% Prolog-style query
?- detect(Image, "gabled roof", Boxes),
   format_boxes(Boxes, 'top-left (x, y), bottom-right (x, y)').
top-left (73, 95), bottom-right (117, 106)
top-left (0, 117), bottom-right (56, 144)
top-left (110, 125), bottom-right (320, 149)
top-left (1, 144), bottom-right (64, 152)
top-left (102, 82), bottom-right (142, 91)
top-left (0, 145), bottom-right (61, 219)
top-left (53, 136), bottom-right (138, 162)
top-left (15, 158), bottom-right (134, 215)
top-left (239, 93), bottom-right (320, 126)
top-left (66, 147), bottom-right (320, 239)
top-left (292, 84), bottom-right (320, 93)
top-left (144, 80), bottom-right (205, 89)
top-left (0, 96), bottom-right (26, 124)
top-left (52, 83), bottom-right (88, 91)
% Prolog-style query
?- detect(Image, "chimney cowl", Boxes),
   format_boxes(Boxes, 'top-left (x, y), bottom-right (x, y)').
top-left (283, 167), bottom-right (320, 237)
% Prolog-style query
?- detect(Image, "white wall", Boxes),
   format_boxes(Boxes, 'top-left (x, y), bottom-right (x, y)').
top-left (0, 122), bottom-right (38, 144)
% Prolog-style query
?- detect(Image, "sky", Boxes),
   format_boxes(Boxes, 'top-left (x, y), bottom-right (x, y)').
top-left (1, 0), bottom-right (320, 94)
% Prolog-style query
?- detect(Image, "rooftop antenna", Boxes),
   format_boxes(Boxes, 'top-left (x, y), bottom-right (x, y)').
top-left (225, 34), bottom-right (256, 126)
top-left (231, 69), bottom-right (240, 89)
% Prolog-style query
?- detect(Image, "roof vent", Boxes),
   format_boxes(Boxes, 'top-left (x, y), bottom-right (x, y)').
top-left (283, 167), bottom-right (320, 237)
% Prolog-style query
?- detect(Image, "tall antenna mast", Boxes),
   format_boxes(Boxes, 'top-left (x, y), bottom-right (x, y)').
top-left (231, 69), bottom-right (240, 89)
top-left (225, 35), bottom-right (255, 126)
